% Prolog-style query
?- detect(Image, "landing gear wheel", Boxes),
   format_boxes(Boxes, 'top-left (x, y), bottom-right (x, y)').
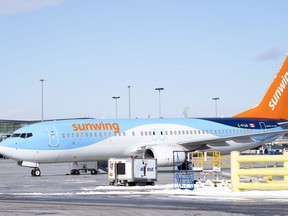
top-left (31, 168), bottom-right (41, 177)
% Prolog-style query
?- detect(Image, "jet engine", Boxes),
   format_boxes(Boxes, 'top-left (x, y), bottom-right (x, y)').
top-left (144, 144), bottom-right (187, 166)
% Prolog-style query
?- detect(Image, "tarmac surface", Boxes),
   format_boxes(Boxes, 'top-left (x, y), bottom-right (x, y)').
top-left (0, 159), bottom-right (288, 215)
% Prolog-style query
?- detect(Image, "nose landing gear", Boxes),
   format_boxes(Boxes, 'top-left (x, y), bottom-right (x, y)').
top-left (31, 168), bottom-right (41, 177)
top-left (17, 161), bottom-right (41, 177)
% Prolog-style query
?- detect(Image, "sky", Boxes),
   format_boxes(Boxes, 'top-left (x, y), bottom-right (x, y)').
top-left (1, 0), bottom-right (288, 120)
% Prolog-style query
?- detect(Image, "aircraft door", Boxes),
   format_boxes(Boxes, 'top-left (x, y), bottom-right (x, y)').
top-left (151, 129), bottom-right (165, 141)
top-left (159, 129), bottom-right (165, 140)
top-left (259, 122), bottom-right (266, 131)
top-left (152, 130), bottom-right (157, 140)
top-left (46, 125), bottom-right (59, 147)
top-left (259, 122), bottom-right (267, 141)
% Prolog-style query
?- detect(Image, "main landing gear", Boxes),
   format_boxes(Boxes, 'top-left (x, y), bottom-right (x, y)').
top-left (31, 167), bottom-right (41, 177)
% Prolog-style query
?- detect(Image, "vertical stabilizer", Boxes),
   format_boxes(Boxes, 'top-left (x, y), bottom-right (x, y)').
top-left (234, 56), bottom-right (288, 119)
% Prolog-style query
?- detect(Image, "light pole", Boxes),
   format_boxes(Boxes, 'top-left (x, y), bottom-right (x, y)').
top-left (40, 79), bottom-right (46, 122)
top-left (212, 97), bottom-right (220, 117)
top-left (155, 87), bottom-right (164, 118)
top-left (128, 85), bottom-right (132, 119)
top-left (112, 96), bottom-right (120, 119)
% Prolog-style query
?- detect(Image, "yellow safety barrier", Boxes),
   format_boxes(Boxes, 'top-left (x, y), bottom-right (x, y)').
top-left (231, 150), bottom-right (288, 192)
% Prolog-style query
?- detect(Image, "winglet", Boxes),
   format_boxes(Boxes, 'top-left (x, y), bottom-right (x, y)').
top-left (234, 56), bottom-right (288, 119)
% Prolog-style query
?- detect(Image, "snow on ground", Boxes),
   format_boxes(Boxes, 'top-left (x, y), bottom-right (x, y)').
top-left (9, 182), bottom-right (288, 202)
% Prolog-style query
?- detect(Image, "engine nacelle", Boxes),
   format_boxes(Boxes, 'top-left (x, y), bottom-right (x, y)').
top-left (144, 144), bottom-right (187, 166)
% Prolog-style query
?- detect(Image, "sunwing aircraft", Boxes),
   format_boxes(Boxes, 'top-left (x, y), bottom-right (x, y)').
top-left (2, 57), bottom-right (288, 176)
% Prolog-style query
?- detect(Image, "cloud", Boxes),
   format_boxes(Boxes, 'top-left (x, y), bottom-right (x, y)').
top-left (255, 47), bottom-right (287, 61)
top-left (0, 0), bottom-right (66, 15)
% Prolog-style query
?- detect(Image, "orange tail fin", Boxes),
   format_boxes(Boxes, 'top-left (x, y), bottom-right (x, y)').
top-left (234, 56), bottom-right (288, 119)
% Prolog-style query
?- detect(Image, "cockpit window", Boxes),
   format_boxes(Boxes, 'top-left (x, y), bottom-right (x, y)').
top-left (11, 133), bottom-right (33, 139)
top-left (11, 133), bottom-right (21, 138)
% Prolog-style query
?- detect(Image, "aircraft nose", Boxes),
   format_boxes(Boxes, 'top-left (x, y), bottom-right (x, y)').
top-left (0, 145), bottom-right (12, 159)
top-left (0, 139), bottom-right (16, 158)
top-left (0, 138), bottom-right (14, 147)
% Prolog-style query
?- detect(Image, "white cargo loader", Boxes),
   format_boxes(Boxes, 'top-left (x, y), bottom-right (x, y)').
top-left (70, 161), bottom-right (98, 175)
top-left (108, 158), bottom-right (157, 186)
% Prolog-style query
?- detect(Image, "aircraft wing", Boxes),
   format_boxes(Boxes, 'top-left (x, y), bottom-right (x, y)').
top-left (177, 129), bottom-right (288, 147)
top-left (125, 129), bottom-right (288, 157)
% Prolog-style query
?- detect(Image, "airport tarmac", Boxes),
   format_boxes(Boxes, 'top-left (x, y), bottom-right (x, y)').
top-left (0, 159), bottom-right (288, 216)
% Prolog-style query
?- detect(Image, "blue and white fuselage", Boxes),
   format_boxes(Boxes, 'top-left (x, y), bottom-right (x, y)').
top-left (0, 118), bottom-right (286, 167)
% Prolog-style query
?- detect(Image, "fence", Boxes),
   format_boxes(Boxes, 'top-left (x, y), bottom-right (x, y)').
top-left (231, 150), bottom-right (288, 192)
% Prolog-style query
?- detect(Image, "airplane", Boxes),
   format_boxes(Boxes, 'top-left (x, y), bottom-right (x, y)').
top-left (1, 56), bottom-right (288, 176)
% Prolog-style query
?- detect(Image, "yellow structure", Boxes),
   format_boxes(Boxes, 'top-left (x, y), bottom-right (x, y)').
top-left (190, 151), bottom-right (221, 171)
top-left (231, 151), bottom-right (288, 192)
top-left (190, 152), bottom-right (204, 171)
top-left (209, 151), bottom-right (221, 171)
